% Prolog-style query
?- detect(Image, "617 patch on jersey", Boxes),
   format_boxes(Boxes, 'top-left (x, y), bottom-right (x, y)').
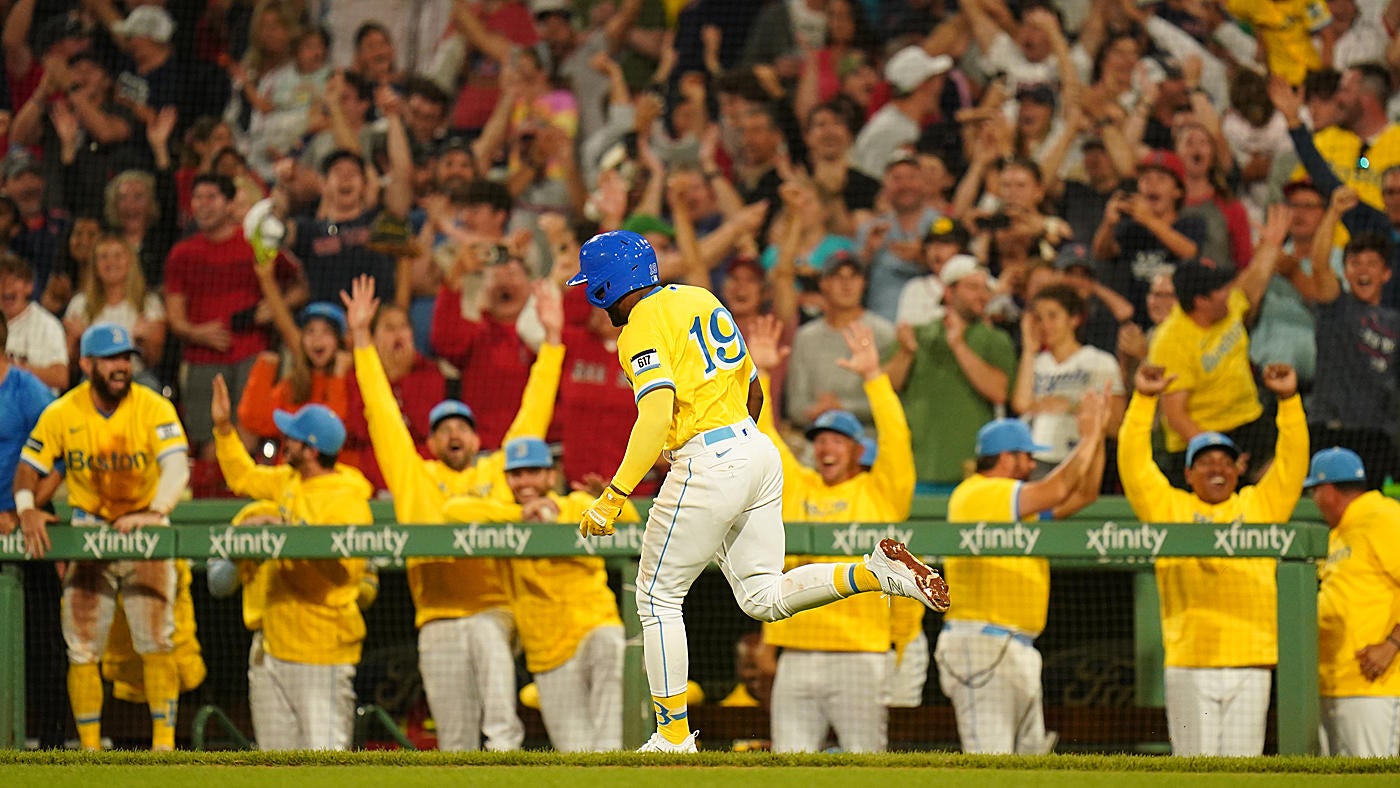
top-left (630, 349), bottom-right (660, 376)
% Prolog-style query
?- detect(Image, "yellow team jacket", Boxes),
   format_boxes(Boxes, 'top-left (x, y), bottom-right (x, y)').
top-left (1318, 491), bottom-right (1400, 697)
top-left (946, 474), bottom-right (1051, 636)
top-left (1118, 392), bottom-right (1308, 668)
top-left (1225, 0), bottom-right (1327, 84)
top-left (756, 372), bottom-right (922, 654)
top-left (215, 430), bottom-right (372, 666)
top-left (100, 558), bottom-right (207, 702)
top-left (353, 342), bottom-right (564, 629)
top-left (443, 491), bottom-right (635, 673)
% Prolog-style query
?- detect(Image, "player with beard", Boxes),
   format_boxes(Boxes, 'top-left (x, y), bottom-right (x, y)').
top-left (1119, 362), bottom-right (1308, 756)
top-left (15, 324), bottom-right (190, 750)
top-left (342, 274), bottom-right (565, 751)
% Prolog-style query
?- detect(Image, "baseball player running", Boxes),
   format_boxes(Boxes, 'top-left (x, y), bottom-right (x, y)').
top-left (341, 274), bottom-right (564, 751)
top-left (14, 324), bottom-right (190, 751)
top-left (567, 230), bottom-right (950, 753)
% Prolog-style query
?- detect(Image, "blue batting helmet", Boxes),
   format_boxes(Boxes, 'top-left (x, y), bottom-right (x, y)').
top-left (566, 230), bottom-right (659, 308)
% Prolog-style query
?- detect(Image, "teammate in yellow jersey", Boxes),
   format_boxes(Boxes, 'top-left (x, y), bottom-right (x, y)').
top-left (101, 559), bottom-right (207, 707)
top-left (444, 437), bottom-right (637, 752)
top-left (1119, 363), bottom-right (1307, 757)
top-left (567, 231), bottom-right (949, 753)
top-left (341, 274), bottom-right (565, 752)
top-left (747, 315), bottom-right (921, 753)
top-left (940, 388), bottom-right (1109, 755)
top-left (15, 324), bottom-right (190, 751)
top-left (211, 380), bottom-right (374, 751)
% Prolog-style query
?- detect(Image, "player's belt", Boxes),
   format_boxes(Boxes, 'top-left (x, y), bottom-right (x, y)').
top-left (942, 621), bottom-right (1035, 647)
top-left (700, 418), bottom-right (756, 446)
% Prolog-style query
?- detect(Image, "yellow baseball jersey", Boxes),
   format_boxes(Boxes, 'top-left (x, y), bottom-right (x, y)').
top-left (946, 474), bottom-right (1051, 636)
top-left (215, 430), bottom-right (372, 666)
top-left (1118, 392), bottom-right (1307, 668)
top-left (1148, 289), bottom-right (1262, 453)
top-left (21, 382), bottom-right (187, 521)
top-left (757, 373), bottom-right (923, 653)
top-left (1225, 0), bottom-right (1327, 84)
top-left (617, 285), bottom-right (756, 450)
top-left (353, 343), bottom-right (563, 629)
top-left (100, 559), bottom-right (207, 702)
top-left (227, 500), bottom-right (284, 632)
top-left (444, 491), bottom-right (634, 673)
top-left (1318, 491), bottom-right (1400, 697)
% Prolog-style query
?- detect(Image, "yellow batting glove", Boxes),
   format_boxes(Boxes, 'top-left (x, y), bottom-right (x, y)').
top-left (580, 485), bottom-right (628, 537)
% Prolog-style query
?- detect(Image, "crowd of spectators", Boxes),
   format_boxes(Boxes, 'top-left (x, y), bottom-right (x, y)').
top-left (2, 0), bottom-right (1400, 495)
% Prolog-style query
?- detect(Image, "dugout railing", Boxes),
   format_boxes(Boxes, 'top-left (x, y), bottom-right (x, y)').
top-left (0, 499), bottom-right (1329, 754)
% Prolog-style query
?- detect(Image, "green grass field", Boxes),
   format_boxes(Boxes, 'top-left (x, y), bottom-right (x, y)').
top-left (3, 751), bottom-right (1400, 786)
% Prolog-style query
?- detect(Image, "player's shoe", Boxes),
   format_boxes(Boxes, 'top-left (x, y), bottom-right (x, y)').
top-left (637, 731), bottom-right (699, 753)
top-left (865, 538), bottom-right (951, 612)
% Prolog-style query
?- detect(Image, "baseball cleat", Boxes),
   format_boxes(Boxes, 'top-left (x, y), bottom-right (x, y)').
top-left (637, 731), bottom-right (699, 753)
top-left (865, 538), bottom-right (951, 612)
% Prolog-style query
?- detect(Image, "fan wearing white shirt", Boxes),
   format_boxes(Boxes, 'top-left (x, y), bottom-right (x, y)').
top-left (1, 252), bottom-right (68, 391)
top-left (1012, 283), bottom-right (1126, 478)
top-left (895, 222), bottom-right (972, 328)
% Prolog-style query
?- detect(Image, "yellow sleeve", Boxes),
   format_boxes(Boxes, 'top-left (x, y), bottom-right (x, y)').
top-left (866, 374), bottom-right (915, 520)
top-left (214, 429), bottom-right (292, 501)
top-left (502, 343), bottom-right (565, 442)
top-left (757, 372), bottom-right (807, 485)
top-left (617, 318), bottom-right (676, 403)
top-left (610, 386), bottom-right (673, 495)
top-left (443, 495), bottom-right (524, 523)
top-left (1148, 324), bottom-right (1198, 395)
top-left (354, 345), bottom-right (435, 502)
top-left (1117, 393), bottom-right (1175, 518)
top-left (1246, 395), bottom-right (1309, 520)
top-left (20, 404), bottom-right (64, 475)
top-left (147, 394), bottom-right (188, 461)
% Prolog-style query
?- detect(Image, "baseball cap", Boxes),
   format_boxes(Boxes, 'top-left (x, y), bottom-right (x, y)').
top-left (884, 46), bottom-right (953, 94)
top-left (429, 400), bottom-right (476, 430)
top-left (1172, 259), bottom-right (1235, 309)
top-left (80, 323), bottom-right (136, 358)
top-left (298, 302), bottom-right (347, 335)
top-left (821, 250), bottom-right (865, 277)
top-left (1303, 447), bottom-right (1367, 489)
top-left (621, 213), bottom-right (675, 239)
top-left (503, 437), bottom-right (554, 471)
top-left (1138, 150), bottom-right (1186, 188)
top-left (1282, 178), bottom-right (1322, 200)
top-left (112, 6), bottom-right (175, 44)
top-left (976, 419), bottom-right (1050, 457)
top-left (805, 410), bottom-right (865, 442)
top-left (531, 0), bottom-right (572, 17)
top-left (1016, 84), bottom-right (1056, 108)
top-left (858, 436), bottom-right (877, 469)
top-left (884, 149), bottom-right (921, 173)
top-left (274, 404), bottom-right (347, 455)
top-left (940, 254), bottom-right (990, 286)
top-left (727, 255), bottom-right (765, 279)
top-left (436, 136), bottom-right (474, 158)
top-left (925, 216), bottom-right (970, 248)
top-left (1185, 432), bottom-right (1240, 467)
top-left (1, 152), bottom-right (41, 181)
top-left (1054, 243), bottom-right (1095, 274)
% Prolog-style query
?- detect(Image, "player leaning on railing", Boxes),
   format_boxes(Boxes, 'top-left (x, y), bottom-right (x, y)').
top-left (567, 230), bottom-right (950, 753)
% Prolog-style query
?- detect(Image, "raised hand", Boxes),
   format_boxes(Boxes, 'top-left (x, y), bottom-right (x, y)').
top-left (1076, 383), bottom-right (1110, 441)
top-left (1267, 76), bottom-right (1303, 126)
top-left (1330, 186), bottom-right (1359, 214)
top-left (211, 373), bottom-right (233, 435)
top-left (747, 314), bottom-right (790, 374)
top-left (836, 321), bottom-right (881, 382)
top-left (1133, 363), bottom-right (1176, 396)
top-left (49, 101), bottom-right (79, 145)
top-left (1259, 203), bottom-right (1292, 248)
top-left (1261, 363), bottom-right (1298, 399)
top-left (340, 274), bottom-right (379, 348)
top-left (533, 279), bottom-right (564, 344)
top-left (147, 105), bottom-right (178, 151)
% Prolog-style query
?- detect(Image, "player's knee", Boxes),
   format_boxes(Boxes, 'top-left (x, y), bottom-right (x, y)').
top-left (634, 586), bottom-right (682, 622)
top-left (737, 595), bottom-right (784, 623)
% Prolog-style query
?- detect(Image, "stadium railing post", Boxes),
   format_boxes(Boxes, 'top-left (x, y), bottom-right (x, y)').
top-left (1132, 569), bottom-right (1165, 712)
top-left (618, 558), bottom-right (653, 748)
top-left (1275, 558), bottom-right (1320, 755)
top-left (0, 565), bottom-right (25, 750)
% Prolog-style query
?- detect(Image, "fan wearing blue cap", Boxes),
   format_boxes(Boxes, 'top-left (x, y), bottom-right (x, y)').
top-left (444, 436), bottom-right (637, 751)
top-left (569, 234), bottom-right (948, 754)
top-left (1303, 447), bottom-right (1400, 756)
top-left (1118, 362), bottom-right (1308, 757)
top-left (748, 315), bottom-right (946, 753)
top-left (237, 297), bottom-right (351, 444)
top-left (342, 273), bottom-right (567, 752)
top-left (938, 391), bottom-right (1111, 756)
top-left (208, 372), bottom-right (375, 751)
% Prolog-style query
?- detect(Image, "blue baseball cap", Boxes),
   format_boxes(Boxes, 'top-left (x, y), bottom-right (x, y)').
top-left (299, 302), bottom-right (347, 335)
top-left (858, 436), bottom-right (877, 468)
top-left (805, 410), bottom-right (865, 442)
top-left (273, 404), bottom-right (346, 455)
top-left (1303, 447), bottom-right (1367, 489)
top-left (1185, 432), bottom-right (1240, 467)
top-left (975, 419), bottom-right (1050, 457)
top-left (503, 437), bottom-right (553, 471)
top-left (428, 400), bottom-right (476, 430)
top-left (80, 323), bottom-right (137, 358)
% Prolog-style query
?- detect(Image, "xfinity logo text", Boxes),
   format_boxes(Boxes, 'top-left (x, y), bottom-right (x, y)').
top-left (576, 524), bottom-right (646, 555)
top-left (83, 527), bottom-right (161, 559)
top-left (1212, 522), bottom-right (1295, 556)
top-left (0, 530), bottom-right (27, 557)
top-left (958, 522), bottom-right (1040, 555)
top-left (209, 527), bottom-right (286, 559)
top-left (451, 524), bottom-right (532, 556)
top-left (331, 526), bottom-right (410, 558)
top-left (831, 524), bottom-right (914, 556)
top-left (1085, 522), bottom-right (1167, 556)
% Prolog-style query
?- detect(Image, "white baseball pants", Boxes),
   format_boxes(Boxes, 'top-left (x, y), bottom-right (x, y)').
top-left (770, 650), bottom-right (888, 753)
top-left (63, 559), bottom-right (176, 663)
top-left (1164, 666), bottom-right (1270, 756)
top-left (935, 622), bottom-right (1052, 754)
top-left (417, 608), bottom-right (523, 751)
top-left (884, 629), bottom-right (930, 707)
top-left (257, 654), bottom-right (356, 750)
top-left (534, 624), bottom-right (625, 752)
top-left (1320, 696), bottom-right (1400, 757)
